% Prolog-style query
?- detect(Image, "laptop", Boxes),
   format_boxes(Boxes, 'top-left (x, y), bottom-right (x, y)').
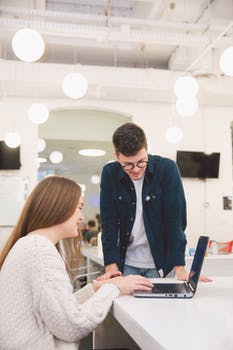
top-left (133, 235), bottom-right (209, 299)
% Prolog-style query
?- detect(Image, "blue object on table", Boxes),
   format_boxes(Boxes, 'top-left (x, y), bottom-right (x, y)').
top-left (189, 247), bottom-right (196, 256)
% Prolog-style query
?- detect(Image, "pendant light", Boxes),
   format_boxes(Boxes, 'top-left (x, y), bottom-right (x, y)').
top-left (12, 28), bottom-right (45, 62)
top-left (62, 72), bottom-right (88, 99)
top-left (175, 97), bottom-right (199, 117)
top-left (37, 138), bottom-right (46, 152)
top-left (49, 151), bottom-right (63, 164)
top-left (62, 47), bottom-right (88, 99)
top-left (174, 76), bottom-right (199, 99)
top-left (4, 132), bottom-right (21, 148)
top-left (219, 46), bottom-right (233, 77)
top-left (165, 126), bottom-right (183, 144)
top-left (28, 103), bottom-right (49, 124)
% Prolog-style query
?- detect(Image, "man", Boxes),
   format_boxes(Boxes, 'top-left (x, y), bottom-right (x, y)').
top-left (100, 122), bottom-right (188, 280)
top-left (83, 219), bottom-right (98, 243)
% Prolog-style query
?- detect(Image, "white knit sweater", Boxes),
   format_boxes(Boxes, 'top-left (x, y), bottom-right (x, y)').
top-left (0, 235), bottom-right (120, 349)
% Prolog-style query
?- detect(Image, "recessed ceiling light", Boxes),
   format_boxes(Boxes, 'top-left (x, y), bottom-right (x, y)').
top-left (79, 149), bottom-right (106, 157)
top-left (38, 157), bottom-right (47, 163)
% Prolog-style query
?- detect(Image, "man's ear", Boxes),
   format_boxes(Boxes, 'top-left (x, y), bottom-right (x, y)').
top-left (114, 152), bottom-right (119, 161)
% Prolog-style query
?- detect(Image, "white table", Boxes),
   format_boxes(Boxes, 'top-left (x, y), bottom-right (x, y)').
top-left (81, 247), bottom-right (233, 349)
top-left (81, 245), bottom-right (233, 277)
top-left (98, 276), bottom-right (233, 350)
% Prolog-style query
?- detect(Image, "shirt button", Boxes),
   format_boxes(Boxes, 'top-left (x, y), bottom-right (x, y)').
top-left (152, 195), bottom-right (156, 199)
top-left (132, 202), bottom-right (135, 205)
top-left (118, 196), bottom-right (122, 200)
top-left (130, 217), bottom-right (134, 221)
top-left (126, 232), bottom-right (130, 236)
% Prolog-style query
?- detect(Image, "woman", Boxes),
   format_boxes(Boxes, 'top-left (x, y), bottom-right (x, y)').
top-left (0, 176), bottom-right (152, 350)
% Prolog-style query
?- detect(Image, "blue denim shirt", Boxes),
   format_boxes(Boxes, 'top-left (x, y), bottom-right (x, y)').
top-left (100, 154), bottom-right (187, 276)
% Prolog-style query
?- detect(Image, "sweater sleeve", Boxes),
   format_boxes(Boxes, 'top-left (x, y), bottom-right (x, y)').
top-left (39, 261), bottom-right (120, 342)
top-left (74, 283), bottom-right (95, 303)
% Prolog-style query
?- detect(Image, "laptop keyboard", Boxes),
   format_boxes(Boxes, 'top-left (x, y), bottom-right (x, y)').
top-left (152, 283), bottom-right (187, 293)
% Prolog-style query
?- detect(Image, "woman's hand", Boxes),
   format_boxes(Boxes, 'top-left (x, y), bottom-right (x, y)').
top-left (93, 275), bottom-right (153, 294)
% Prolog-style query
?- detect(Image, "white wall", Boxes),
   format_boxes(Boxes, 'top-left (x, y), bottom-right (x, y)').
top-left (0, 98), bottom-right (38, 249)
top-left (0, 66), bottom-right (233, 251)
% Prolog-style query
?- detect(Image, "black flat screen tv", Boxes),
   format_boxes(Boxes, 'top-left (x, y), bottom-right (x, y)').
top-left (0, 141), bottom-right (21, 169)
top-left (176, 151), bottom-right (220, 179)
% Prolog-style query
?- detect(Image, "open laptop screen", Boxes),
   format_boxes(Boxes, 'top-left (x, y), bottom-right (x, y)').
top-left (188, 236), bottom-right (209, 291)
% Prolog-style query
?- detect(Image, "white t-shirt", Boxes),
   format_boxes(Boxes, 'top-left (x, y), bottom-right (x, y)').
top-left (125, 176), bottom-right (155, 268)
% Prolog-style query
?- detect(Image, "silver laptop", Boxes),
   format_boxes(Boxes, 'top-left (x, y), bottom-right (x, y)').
top-left (133, 236), bottom-right (209, 299)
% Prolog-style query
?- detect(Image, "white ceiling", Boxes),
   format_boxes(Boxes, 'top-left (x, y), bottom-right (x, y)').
top-left (1, 0), bottom-right (233, 74)
top-left (0, 0), bottom-right (232, 105)
top-left (1, 0), bottom-right (233, 191)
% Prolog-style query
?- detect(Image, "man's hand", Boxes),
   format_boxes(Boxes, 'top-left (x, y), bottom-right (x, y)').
top-left (175, 265), bottom-right (213, 282)
top-left (105, 263), bottom-right (120, 274)
top-left (96, 271), bottom-right (122, 281)
top-left (96, 263), bottom-right (122, 281)
top-left (175, 266), bottom-right (188, 280)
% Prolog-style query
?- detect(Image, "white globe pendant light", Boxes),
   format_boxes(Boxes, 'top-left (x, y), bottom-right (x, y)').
top-left (4, 132), bottom-right (21, 148)
top-left (12, 28), bottom-right (45, 62)
top-left (176, 97), bottom-right (198, 117)
top-left (174, 76), bottom-right (199, 99)
top-left (37, 138), bottom-right (46, 152)
top-left (91, 175), bottom-right (100, 185)
top-left (219, 46), bottom-right (233, 76)
top-left (165, 127), bottom-right (183, 144)
top-left (28, 103), bottom-right (49, 124)
top-left (49, 151), bottom-right (63, 164)
top-left (62, 73), bottom-right (88, 99)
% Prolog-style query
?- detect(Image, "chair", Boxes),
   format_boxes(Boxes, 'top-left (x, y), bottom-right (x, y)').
top-left (72, 267), bottom-right (102, 292)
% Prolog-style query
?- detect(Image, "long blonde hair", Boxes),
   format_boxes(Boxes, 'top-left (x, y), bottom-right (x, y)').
top-left (0, 176), bottom-right (82, 269)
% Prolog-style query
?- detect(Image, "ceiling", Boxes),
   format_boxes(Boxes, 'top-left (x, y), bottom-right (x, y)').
top-left (0, 0), bottom-right (233, 104)
top-left (0, 0), bottom-right (233, 74)
top-left (1, 0), bottom-right (233, 203)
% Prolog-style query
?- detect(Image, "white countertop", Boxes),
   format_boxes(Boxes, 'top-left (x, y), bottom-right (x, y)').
top-left (81, 245), bottom-right (233, 276)
top-left (112, 276), bottom-right (233, 350)
top-left (82, 246), bottom-right (233, 349)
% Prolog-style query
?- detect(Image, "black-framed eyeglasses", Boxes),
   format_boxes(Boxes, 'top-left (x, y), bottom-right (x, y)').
top-left (122, 160), bottom-right (148, 171)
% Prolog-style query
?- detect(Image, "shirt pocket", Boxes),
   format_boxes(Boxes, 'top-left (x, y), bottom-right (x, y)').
top-left (145, 191), bottom-right (163, 219)
top-left (112, 191), bottom-right (133, 219)
top-left (112, 191), bottom-right (132, 204)
top-left (144, 191), bottom-right (162, 204)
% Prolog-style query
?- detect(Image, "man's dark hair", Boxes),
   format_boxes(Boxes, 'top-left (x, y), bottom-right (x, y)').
top-left (112, 122), bottom-right (148, 156)
top-left (87, 219), bottom-right (96, 228)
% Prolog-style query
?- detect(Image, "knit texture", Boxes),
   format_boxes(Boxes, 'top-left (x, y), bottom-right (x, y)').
top-left (0, 235), bottom-right (120, 349)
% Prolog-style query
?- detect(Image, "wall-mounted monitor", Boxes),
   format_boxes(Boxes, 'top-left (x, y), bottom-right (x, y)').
top-left (176, 151), bottom-right (220, 179)
top-left (0, 141), bottom-right (21, 170)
